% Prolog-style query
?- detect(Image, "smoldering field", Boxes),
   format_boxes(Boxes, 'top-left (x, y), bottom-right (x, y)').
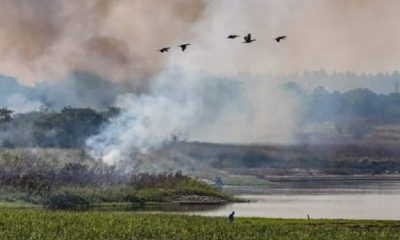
top-left (1, 0), bottom-right (400, 173)
top-left (0, 69), bottom-right (300, 165)
top-left (2, 70), bottom-right (400, 173)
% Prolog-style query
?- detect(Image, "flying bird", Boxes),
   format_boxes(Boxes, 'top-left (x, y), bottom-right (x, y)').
top-left (243, 33), bottom-right (256, 43)
top-left (159, 47), bottom-right (170, 53)
top-left (275, 36), bottom-right (287, 42)
top-left (227, 34), bottom-right (240, 39)
top-left (228, 211), bottom-right (235, 224)
top-left (178, 44), bottom-right (191, 52)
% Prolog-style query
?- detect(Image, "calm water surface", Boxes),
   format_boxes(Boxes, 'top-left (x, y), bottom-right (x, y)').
top-left (191, 179), bottom-right (400, 220)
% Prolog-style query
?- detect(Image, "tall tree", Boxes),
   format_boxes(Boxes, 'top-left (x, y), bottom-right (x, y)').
top-left (0, 108), bottom-right (13, 123)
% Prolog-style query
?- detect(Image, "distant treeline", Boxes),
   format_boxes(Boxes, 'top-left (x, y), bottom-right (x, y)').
top-left (277, 70), bottom-right (400, 93)
top-left (0, 107), bottom-right (120, 148)
top-left (1, 86), bottom-right (400, 148)
top-left (285, 84), bottom-right (400, 122)
top-left (0, 70), bottom-right (399, 111)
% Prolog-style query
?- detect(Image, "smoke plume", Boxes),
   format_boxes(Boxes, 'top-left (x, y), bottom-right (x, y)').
top-left (2, 0), bottom-right (400, 164)
top-left (85, 67), bottom-right (300, 165)
top-left (0, 0), bottom-right (206, 85)
top-left (1, 0), bottom-right (400, 85)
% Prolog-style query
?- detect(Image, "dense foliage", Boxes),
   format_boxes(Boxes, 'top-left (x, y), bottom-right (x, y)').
top-left (280, 82), bottom-right (400, 123)
top-left (0, 150), bottom-right (232, 209)
top-left (0, 107), bottom-right (120, 148)
top-left (1, 86), bottom-right (400, 148)
top-left (43, 179), bottom-right (232, 210)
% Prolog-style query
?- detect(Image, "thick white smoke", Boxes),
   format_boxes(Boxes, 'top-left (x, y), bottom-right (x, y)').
top-left (86, 92), bottom-right (196, 165)
top-left (85, 68), bottom-right (237, 164)
top-left (86, 67), bottom-right (299, 165)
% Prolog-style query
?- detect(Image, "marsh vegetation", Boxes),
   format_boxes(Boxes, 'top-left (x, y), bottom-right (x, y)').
top-left (0, 210), bottom-right (399, 240)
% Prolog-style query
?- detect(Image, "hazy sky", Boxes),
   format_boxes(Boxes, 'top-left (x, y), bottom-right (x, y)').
top-left (2, 0), bottom-right (400, 161)
top-left (172, 0), bottom-right (400, 76)
top-left (0, 0), bottom-right (400, 85)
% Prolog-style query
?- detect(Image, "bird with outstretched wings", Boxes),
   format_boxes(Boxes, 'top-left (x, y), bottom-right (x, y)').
top-left (178, 44), bottom-right (190, 51)
top-left (275, 36), bottom-right (287, 42)
top-left (227, 34), bottom-right (240, 39)
top-left (159, 47), bottom-right (170, 53)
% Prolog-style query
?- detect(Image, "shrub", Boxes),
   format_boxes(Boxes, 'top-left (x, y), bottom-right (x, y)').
top-left (129, 171), bottom-right (189, 189)
top-left (174, 180), bottom-right (228, 199)
top-left (124, 193), bottom-right (143, 204)
top-left (45, 191), bottom-right (90, 210)
top-left (136, 188), bottom-right (171, 202)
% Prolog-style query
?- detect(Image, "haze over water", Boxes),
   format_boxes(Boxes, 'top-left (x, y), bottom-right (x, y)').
top-left (192, 179), bottom-right (400, 220)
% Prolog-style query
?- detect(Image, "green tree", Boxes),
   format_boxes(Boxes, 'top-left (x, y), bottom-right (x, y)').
top-left (33, 107), bottom-right (110, 148)
top-left (0, 107), bottom-right (13, 123)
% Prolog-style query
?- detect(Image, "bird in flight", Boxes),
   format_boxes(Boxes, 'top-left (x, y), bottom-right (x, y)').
top-left (275, 36), bottom-right (287, 42)
top-left (178, 44), bottom-right (191, 52)
top-left (159, 47), bottom-right (170, 53)
top-left (227, 34), bottom-right (240, 39)
top-left (243, 33), bottom-right (256, 43)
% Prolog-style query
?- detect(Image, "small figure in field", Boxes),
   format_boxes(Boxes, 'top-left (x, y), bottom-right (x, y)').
top-left (307, 214), bottom-right (311, 220)
top-left (228, 211), bottom-right (235, 223)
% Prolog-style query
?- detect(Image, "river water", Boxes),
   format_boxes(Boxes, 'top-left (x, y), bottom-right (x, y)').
top-left (190, 179), bottom-right (400, 220)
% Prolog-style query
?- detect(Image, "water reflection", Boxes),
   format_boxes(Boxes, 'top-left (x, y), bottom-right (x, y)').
top-left (191, 179), bottom-right (400, 220)
top-left (93, 202), bottom-right (223, 213)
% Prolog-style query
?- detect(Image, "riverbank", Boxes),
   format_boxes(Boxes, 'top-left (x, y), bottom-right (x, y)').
top-left (0, 180), bottom-right (240, 211)
top-left (0, 166), bottom-right (241, 210)
top-left (0, 209), bottom-right (399, 239)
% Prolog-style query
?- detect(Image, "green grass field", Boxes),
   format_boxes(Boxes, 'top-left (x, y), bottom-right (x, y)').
top-left (0, 209), bottom-right (399, 240)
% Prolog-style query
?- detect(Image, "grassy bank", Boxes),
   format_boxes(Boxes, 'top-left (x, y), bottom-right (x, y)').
top-left (0, 178), bottom-right (238, 210)
top-left (0, 151), bottom-right (238, 209)
top-left (0, 209), bottom-right (399, 240)
top-left (42, 179), bottom-right (239, 210)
